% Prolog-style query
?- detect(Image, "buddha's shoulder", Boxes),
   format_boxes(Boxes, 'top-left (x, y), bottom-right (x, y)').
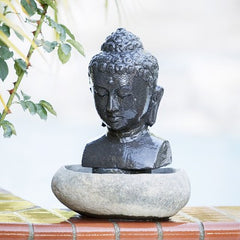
top-left (141, 132), bottom-right (170, 149)
top-left (85, 135), bottom-right (109, 148)
top-left (82, 135), bottom-right (115, 162)
top-left (142, 133), bottom-right (172, 168)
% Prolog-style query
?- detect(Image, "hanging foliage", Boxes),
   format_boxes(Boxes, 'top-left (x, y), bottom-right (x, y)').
top-left (0, 0), bottom-right (85, 137)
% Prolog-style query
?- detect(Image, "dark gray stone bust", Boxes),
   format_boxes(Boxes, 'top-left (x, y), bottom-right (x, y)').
top-left (82, 28), bottom-right (172, 173)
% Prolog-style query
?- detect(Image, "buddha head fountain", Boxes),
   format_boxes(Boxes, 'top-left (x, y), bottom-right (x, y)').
top-left (52, 28), bottom-right (190, 219)
top-left (82, 28), bottom-right (172, 173)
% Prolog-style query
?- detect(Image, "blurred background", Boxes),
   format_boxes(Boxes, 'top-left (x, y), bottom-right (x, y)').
top-left (1, 0), bottom-right (240, 208)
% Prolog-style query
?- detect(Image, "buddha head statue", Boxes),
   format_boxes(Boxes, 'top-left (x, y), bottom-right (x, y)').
top-left (88, 28), bottom-right (164, 134)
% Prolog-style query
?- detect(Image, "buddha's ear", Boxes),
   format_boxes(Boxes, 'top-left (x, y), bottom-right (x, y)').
top-left (145, 86), bottom-right (164, 126)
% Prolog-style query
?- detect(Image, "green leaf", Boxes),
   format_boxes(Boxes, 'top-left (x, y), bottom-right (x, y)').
top-left (42, 40), bottom-right (58, 53)
top-left (57, 44), bottom-right (71, 64)
top-left (45, 16), bottom-right (57, 28)
top-left (2, 124), bottom-right (12, 137)
top-left (21, 0), bottom-right (37, 16)
top-left (0, 40), bottom-right (5, 47)
top-left (0, 46), bottom-right (13, 60)
top-left (60, 24), bottom-right (75, 40)
top-left (14, 61), bottom-right (22, 76)
top-left (14, 59), bottom-right (27, 76)
top-left (17, 59), bottom-right (27, 71)
top-left (39, 100), bottom-right (56, 116)
top-left (67, 39), bottom-right (85, 56)
top-left (60, 43), bottom-right (71, 55)
top-left (1, 120), bottom-right (16, 137)
top-left (36, 104), bottom-right (47, 120)
top-left (39, 0), bottom-right (57, 11)
top-left (45, 16), bottom-right (66, 42)
top-left (0, 24), bottom-right (10, 37)
top-left (57, 26), bottom-right (66, 42)
top-left (25, 18), bottom-right (39, 24)
top-left (21, 90), bottom-right (31, 101)
top-left (20, 100), bottom-right (27, 110)
top-left (0, 58), bottom-right (8, 81)
top-left (14, 30), bottom-right (24, 41)
top-left (26, 101), bottom-right (37, 114)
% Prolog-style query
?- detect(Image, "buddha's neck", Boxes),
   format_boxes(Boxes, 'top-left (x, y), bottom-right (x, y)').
top-left (107, 124), bottom-right (148, 143)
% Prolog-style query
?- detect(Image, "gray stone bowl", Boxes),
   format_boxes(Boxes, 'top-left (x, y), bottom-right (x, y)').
top-left (51, 165), bottom-right (190, 219)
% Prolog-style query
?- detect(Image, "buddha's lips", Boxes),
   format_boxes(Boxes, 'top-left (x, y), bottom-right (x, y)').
top-left (107, 115), bottom-right (122, 123)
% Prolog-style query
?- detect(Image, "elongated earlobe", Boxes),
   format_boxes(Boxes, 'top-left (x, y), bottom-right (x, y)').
top-left (145, 86), bottom-right (164, 126)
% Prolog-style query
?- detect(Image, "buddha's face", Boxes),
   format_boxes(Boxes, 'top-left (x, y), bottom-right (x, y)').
top-left (92, 71), bottom-right (152, 132)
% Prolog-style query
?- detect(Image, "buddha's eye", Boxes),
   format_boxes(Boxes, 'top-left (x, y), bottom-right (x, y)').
top-left (117, 87), bottom-right (132, 99)
top-left (94, 87), bottom-right (108, 97)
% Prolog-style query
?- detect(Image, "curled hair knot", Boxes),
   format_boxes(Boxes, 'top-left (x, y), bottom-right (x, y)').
top-left (89, 28), bottom-right (159, 86)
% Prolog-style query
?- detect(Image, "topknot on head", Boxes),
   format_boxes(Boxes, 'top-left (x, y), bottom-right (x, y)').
top-left (89, 28), bottom-right (159, 88)
top-left (101, 28), bottom-right (143, 53)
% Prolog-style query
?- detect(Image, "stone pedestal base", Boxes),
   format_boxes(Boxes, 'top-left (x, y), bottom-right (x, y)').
top-left (51, 165), bottom-right (190, 219)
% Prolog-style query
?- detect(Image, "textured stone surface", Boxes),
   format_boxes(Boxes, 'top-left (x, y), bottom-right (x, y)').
top-left (52, 165), bottom-right (191, 219)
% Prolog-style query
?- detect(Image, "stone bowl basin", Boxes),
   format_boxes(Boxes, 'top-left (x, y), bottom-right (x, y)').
top-left (51, 165), bottom-right (190, 219)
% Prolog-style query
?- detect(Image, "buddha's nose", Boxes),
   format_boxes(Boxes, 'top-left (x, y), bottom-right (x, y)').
top-left (107, 95), bottom-right (119, 112)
